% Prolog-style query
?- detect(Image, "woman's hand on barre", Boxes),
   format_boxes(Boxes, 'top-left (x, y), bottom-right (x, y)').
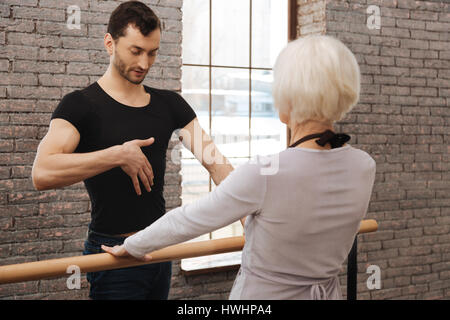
top-left (101, 244), bottom-right (153, 262)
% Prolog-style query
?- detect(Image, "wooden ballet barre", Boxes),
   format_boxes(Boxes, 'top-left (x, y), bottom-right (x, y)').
top-left (0, 219), bottom-right (377, 285)
top-left (358, 219), bottom-right (377, 234)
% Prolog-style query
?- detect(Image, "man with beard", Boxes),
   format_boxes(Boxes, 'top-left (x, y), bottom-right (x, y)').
top-left (31, 1), bottom-right (233, 300)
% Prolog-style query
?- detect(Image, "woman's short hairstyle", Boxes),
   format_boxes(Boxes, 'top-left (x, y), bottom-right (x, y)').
top-left (272, 35), bottom-right (360, 126)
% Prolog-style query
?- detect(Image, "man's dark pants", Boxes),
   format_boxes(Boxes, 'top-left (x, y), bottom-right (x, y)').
top-left (83, 230), bottom-right (172, 300)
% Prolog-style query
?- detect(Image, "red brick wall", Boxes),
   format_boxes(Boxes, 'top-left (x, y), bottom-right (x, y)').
top-left (0, 0), bottom-right (189, 299)
top-left (296, 0), bottom-right (449, 299)
top-left (1, 0), bottom-right (449, 300)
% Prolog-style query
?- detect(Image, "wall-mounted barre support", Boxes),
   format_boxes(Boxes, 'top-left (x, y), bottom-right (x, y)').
top-left (0, 219), bottom-right (378, 286)
top-left (347, 219), bottom-right (378, 300)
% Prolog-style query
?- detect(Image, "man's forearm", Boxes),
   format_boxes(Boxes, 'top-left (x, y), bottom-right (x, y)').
top-left (208, 161), bottom-right (234, 186)
top-left (178, 118), bottom-right (244, 225)
top-left (32, 145), bottom-right (123, 190)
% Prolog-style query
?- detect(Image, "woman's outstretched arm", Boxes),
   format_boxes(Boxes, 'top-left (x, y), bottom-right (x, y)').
top-left (120, 159), bottom-right (268, 259)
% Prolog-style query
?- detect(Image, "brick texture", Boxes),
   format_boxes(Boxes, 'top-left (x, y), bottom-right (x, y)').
top-left (0, 0), bottom-right (198, 300)
top-left (315, 0), bottom-right (449, 300)
top-left (1, 0), bottom-right (449, 301)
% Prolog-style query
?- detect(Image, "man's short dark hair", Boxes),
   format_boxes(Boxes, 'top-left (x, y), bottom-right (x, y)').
top-left (107, 1), bottom-right (161, 41)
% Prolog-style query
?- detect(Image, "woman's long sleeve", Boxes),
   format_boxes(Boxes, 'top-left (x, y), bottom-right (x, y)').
top-left (123, 160), bottom-right (267, 259)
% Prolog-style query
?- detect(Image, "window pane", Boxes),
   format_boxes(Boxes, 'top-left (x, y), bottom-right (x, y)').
top-left (181, 66), bottom-right (209, 114)
top-left (210, 157), bottom-right (250, 194)
top-left (180, 158), bottom-right (211, 203)
top-left (179, 1), bottom-right (289, 270)
top-left (182, 0), bottom-right (209, 65)
top-left (212, 0), bottom-right (250, 67)
top-left (252, 0), bottom-right (288, 68)
top-left (211, 67), bottom-right (250, 158)
top-left (181, 66), bottom-right (210, 159)
top-left (211, 221), bottom-right (243, 238)
top-left (251, 70), bottom-right (286, 156)
top-left (180, 158), bottom-right (211, 243)
top-left (181, 251), bottom-right (242, 272)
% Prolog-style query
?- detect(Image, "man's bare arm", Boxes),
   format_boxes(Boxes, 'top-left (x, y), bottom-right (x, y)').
top-left (178, 118), bottom-right (234, 184)
top-left (178, 118), bottom-right (247, 227)
top-left (32, 118), bottom-right (154, 195)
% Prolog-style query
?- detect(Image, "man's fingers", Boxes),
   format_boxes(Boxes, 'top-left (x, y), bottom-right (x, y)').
top-left (144, 158), bottom-right (154, 186)
top-left (135, 137), bottom-right (155, 147)
top-left (131, 175), bottom-right (142, 196)
top-left (142, 165), bottom-right (153, 188)
top-left (138, 169), bottom-right (151, 192)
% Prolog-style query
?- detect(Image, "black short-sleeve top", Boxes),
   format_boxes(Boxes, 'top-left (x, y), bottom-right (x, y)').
top-left (51, 82), bottom-right (197, 234)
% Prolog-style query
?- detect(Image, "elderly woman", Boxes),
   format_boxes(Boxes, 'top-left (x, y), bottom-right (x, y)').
top-left (102, 35), bottom-right (376, 300)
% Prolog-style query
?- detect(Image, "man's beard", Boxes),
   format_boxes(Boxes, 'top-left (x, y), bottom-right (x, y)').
top-left (113, 49), bottom-right (145, 85)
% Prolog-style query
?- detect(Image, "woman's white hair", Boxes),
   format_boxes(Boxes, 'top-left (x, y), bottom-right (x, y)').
top-left (272, 35), bottom-right (360, 126)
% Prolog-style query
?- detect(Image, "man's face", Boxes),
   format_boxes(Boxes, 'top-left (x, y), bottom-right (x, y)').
top-left (110, 24), bottom-right (161, 85)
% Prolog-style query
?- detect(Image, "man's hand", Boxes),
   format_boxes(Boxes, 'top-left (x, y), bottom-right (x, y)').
top-left (101, 244), bottom-right (152, 262)
top-left (32, 119), bottom-right (157, 192)
top-left (119, 137), bottom-right (155, 196)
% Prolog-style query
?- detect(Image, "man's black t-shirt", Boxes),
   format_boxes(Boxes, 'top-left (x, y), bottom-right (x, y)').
top-left (51, 81), bottom-right (197, 235)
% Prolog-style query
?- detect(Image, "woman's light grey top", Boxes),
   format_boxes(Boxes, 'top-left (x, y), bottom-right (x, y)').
top-left (124, 144), bottom-right (376, 299)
